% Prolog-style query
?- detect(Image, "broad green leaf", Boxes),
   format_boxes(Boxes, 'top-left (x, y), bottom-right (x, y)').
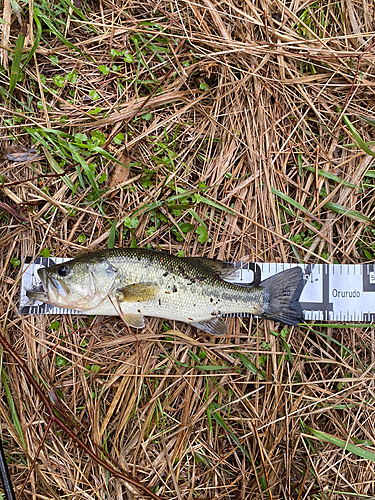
top-left (98, 65), bottom-right (110, 75)
top-left (53, 74), bottom-right (65, 88)
top-left (178, 222), bottom-right (194, 233)
top-left (196, 225), bottom-right (208, 243)
top-left (89, 89), bottom-right (100, 101)
top-left (40, 248), bottom-right (50, 257)
top-left (88, 107), bottom-right (102, 115)
top-left (123, 52), bottom-right (133, 63)
top-left (130, 236), bottom-right (138, 248)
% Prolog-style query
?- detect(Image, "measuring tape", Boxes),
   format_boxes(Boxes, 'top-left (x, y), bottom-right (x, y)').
top-left (19, 257), bottom-right (375, 322)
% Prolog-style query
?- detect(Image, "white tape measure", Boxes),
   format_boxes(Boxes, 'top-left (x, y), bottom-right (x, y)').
top-left (19, 257), bottom-right (375, 322)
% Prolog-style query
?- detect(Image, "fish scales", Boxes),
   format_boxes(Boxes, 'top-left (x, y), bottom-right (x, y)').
top-left (93, 249), bottom-right (265, 317)
top-left (26, 248), bottom-right (306, 334)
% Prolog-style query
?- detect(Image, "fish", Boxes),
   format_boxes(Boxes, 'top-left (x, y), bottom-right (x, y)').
top-left (26, 248), bottom-right (306, 334)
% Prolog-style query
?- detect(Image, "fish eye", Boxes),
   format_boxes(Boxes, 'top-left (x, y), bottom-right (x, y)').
top-left (57, 265), bottom-right (69, 277)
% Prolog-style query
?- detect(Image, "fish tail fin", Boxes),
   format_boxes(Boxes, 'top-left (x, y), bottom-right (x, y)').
top-left (261, 267), bottom-right (305, 325)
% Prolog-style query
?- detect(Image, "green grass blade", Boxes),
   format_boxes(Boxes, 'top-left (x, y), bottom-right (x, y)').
top-left (323, 201), bottom-right (371, 223)
top-left (303, 165), bottom-right (357, 188)
top-left (271, 187), bottom-right (318, 221)
top-left (25, 127), bottom-right (70, 160)
top-left (36, 10), bottom-right (88, 58)
top-left (305, 426), bottom-right (375, 461)
top-left (188, 208), bottom-right (208, 229)
top-left (196, 195), bottom-right (235, 215)
top-left (91, 146), bottom-right (123, 164)
top-left (280, 336), bottom-right (294, 363)
top-left (0, 85), bottom-right (33, 111)
top-left (301, 325), bottom-right (365, 370)
top-left (206, 399), bottom-right (213, 436)
top-left (134, 190), bottom-right (199, 215)
top-left (236, 352), bottom-right (265, 379)
top-left (31, 128), bottom-right (73, 139)
top-left (307, 323), bottom-right (374, 328)
top-left (271, 187), bottom-right (306, 212)
top-left (9, 27), bottom-right (26, 93)
top-left (359, 116), bottom-right (375, 128)
top-left (327, 492), bottom-right (375, 499)
top-left (43, 148), bottom-right (75, 191)
top-left (342, 114), bottom-right (375, 157)
top-left (69, 149), bottom-right (99, 196)
top-left (60, 0), bottom-right (95, 26)
top-left (20, 13), bottom-right (42, 71)
top-left (172, 360), bottom-right (233, 370)
top-left (1, 368), bottom-right (26, 449)
top-left (210, 403), bottom-right (250, 459)
top-left (108, 219), bottom-right (117, 249)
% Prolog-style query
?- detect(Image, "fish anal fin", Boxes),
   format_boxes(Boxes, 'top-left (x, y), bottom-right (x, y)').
top-left (116, 282), bottom-right (159, 302)
top-left (186, 257), bottom-right (240, 281)
top-left (191, 318), bottom-right (228, 336)
top-left (121, 313), bottom-right (145, 329)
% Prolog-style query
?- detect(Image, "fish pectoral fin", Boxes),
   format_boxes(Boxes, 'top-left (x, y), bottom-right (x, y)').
top-left (190, 318), bottom-right (228, 336)
top-left (185, 257), bottom-right (240, 282)
top-left (116, 282), bottom-right (159, 302)
top-left (121, 313), bottom-right (145, 329)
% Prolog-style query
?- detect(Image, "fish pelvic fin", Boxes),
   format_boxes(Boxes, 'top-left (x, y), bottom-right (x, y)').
top-left (121, 313), bottom-right (145, 328)
top-left (261, 267), bottom-right (305, 326)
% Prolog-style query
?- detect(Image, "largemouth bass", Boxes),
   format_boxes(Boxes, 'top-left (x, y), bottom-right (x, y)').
top-left (27, 248), bottom-right (305, 334)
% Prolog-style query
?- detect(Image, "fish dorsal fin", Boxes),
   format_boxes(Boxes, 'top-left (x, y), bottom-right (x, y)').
top-left (185, 257), bottom-right (240, 282)
top-left (190, 318), bottom-right (228, 335)
top-left (116, 282), bottom-right (159, 302)
top-left (121, 313), bottom-right (145, 328)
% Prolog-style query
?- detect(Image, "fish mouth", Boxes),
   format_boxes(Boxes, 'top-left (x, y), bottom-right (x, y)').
top-left (26, 284), bottom-right (47, 302)
top-left (26, 267), bottom-right (69, 304)
top-left (26, 267), bottom-right (49, 302)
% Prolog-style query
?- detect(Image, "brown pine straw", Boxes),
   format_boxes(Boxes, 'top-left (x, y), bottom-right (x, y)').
top-left (0, 332), bottom-right (161, 500)
top-left (2, 0), bottom-right (375, 498)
